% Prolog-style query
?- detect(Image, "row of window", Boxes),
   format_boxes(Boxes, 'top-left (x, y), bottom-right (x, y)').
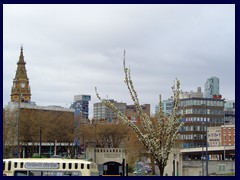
top-left (181, 142), bottom-right (206, 148)
top-left (180, 100), bottom-right (224, 107)
top-left (182, 117), bottom-right (223, 123)
top-left (15, 171), bottom-right (82, 176)
top-left (183, 109), bottom-right (223, 115)
top-left (62, 163), bottom-right (89, 170)
top-left (180, 126), bottom-right (207, 131)
top-left (3, 161), bottom-right (89, 171)
top-left (94, 149), bottom-right (123, 153)
top-left (223, 128), bottom-right (235, 133)
top-left (223, 136), bottom-right (235, 141)
top-left (180, 134), bottom-right (206, 140)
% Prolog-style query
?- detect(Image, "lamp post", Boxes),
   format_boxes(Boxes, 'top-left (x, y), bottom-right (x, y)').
top-left (74, 103), bottom-right (81, 159)
top-left (201, 137), bottom-right (204, 176)
top-left (206, 121), bottom-right (208, 176)
top-left (92, 120), bottom-right (97, 163)
top-left (39, 127), bottom-right (42, 158)
top-left (224, 115), bottom-right (231, 161)
top-left (201, 102), bottom-right (208, 176)
top-left (223, 110), bottom-right (226, 161)
top-left (205, 102), bottom-right (208, 176)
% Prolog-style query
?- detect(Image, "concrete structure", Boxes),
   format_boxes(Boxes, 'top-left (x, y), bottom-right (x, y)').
top-left (208, 126), bottom-right (221, 147)
top-left (87, 146), bottom-right (125, 164)
top-left (182, 160), bottom-right (235, 176)
top-left (93, 100), bottom-right (126, 122)
top-left (180, 87), bottom-right (203, 99)
top-left (87, 146), bottom-right (182, 176)
top-left (181, 145), bottom-right (235, 161)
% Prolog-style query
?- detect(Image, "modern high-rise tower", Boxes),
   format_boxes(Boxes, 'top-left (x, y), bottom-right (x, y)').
top-left (70, 95), bottom-right (91, 119)
top-left (204, 76), bottom-right (220, 98)
top-left (11, 47), bottom-right (31, 103)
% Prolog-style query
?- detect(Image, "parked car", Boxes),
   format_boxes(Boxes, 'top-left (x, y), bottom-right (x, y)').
top-left (133, 166), bottom-right (152, 174)
top-left (133, 169), bottom-right (147, 175)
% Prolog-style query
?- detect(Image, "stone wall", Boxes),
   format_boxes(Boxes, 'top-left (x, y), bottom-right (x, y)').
top-left (182, 160), bottom-right (235, 176)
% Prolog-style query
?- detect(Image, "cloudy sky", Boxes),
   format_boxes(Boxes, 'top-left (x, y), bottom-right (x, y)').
top-left (3, 4), bottom-right (235, 116)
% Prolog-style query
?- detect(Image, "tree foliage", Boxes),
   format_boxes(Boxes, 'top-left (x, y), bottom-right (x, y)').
top-left (95, 50), bottom-right (185, 176)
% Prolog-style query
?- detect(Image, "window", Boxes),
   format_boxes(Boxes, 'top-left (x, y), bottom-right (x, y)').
top-left (81, 163), bottom-right (84, 169)
top-left (8, 161), bottom-right (11, 171)
top-left (223, 128), bottom-right (226, 133)
top-left (219, 164), bottom-right (226, 171)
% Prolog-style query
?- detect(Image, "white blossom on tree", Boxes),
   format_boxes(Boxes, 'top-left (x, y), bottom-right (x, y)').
top-left (95, 50), bottom-right (185, 176)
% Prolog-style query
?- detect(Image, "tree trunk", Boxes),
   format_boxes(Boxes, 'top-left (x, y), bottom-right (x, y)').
top-left (150, 155), bottom-right (156, 175)
top-left (158, 164), bottom-right (165, 176)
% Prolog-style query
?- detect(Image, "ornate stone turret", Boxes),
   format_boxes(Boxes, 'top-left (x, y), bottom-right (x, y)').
top-left (11, 46), bottom-right (31, 103)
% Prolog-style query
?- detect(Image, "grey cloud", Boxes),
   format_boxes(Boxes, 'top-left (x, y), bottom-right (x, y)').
top-left (3, 4), bottom-right (235, 115)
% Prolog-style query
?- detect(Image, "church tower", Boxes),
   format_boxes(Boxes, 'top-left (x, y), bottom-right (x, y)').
top-left (11, 47), bottom-right (31, 103)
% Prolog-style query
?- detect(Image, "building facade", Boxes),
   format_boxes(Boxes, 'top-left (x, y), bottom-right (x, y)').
top-left (179, 97), bottom-right (225, 149)
top-left (155, 99), bottom-right (173, 115)
top-left (180, 87), bottom-right (203, 99)
top-left (208, 126), bottom-right (221, 147)
top-left (70, 94), bottom-right (91, 119)
top-left (126, 104), bottom-right (150, 123)
top-left (221, 124), bottom-right (235, 147)
top-left (93, 100), bottom-right (126, 122)
top-left (224, 100), bottom-right (235, 125)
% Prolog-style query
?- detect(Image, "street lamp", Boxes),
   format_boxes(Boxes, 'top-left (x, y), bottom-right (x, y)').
top-left (205, 102), bottom-right (208, 176)
top-left (206, 121), bottom-right (208, 176)
top-left (201, 135), bottom-right (204, 176)
top-left (39, 127), bottom-right (42, 158)
top-left (201, 102), bottom-right (208, 176)
top-left (223, 114), bottom-right (231, 161)
top-left (223, 110), bottom-right (226, 160)
top-left (74, 103), bottom-right (81, 159)
top-left (93, 121), bottom-right (97, 163)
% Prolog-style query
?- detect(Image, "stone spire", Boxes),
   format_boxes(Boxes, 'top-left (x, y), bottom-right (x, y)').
top-left (11, 46), bottom-right (31, 103)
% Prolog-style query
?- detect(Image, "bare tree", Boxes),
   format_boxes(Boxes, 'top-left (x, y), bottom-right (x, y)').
top-left (95, 123), bottom-right (129, 148)
top-left (77, 122), bottom-right (129, 149)
top-left (96, 50), bottom-right (185, 176)
top-left (3, 106), bottom-right (18, 158)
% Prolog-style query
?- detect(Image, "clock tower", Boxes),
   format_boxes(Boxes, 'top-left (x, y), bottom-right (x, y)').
top-left (11, 47), bottom-right (31, 103)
